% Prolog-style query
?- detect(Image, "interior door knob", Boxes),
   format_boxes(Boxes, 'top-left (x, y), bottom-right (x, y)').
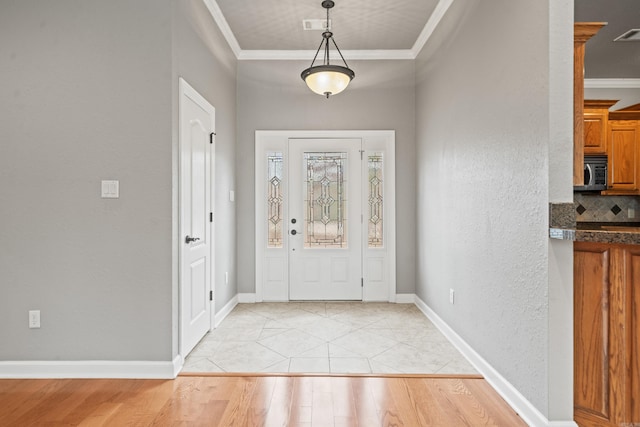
top-left (185, 235), bottom-right (200, 244)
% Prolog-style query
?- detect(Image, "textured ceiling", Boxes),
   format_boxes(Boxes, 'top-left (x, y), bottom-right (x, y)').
top-left (215, 0), bottom-right (439, 51)
top-left (575, 0), bottom-right (640, 78)
top-left (213, 0), bottom-right (638, 79)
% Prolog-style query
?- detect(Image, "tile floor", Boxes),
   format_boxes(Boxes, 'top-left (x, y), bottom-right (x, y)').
top-left (182, 302), bottom-right (477, 375)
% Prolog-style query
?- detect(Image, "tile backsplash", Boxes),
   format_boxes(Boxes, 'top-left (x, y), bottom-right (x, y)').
top-left (575, 193), bottom-right (640, 222)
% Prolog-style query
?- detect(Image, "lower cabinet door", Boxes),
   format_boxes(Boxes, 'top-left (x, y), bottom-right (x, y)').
top-left (574, 242), bottom-right (640, 427)
top-left (574, 242), bottom-right (614, 426)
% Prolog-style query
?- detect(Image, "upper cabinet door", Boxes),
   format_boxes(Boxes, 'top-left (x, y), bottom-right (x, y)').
top-left (584, 111), bottom-right (608, 155)
top-left (584, 100), bottom-right (617, 155)
top-left (608, 120), bottom-right (640, 193)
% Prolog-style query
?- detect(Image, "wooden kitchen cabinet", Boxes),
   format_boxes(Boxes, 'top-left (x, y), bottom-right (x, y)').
top-left (606, 120), bottom-right (640, 194)
top-left (574, 241), bottom-right (640, 427)
top-left (584, 100), bottom-right (617, 155)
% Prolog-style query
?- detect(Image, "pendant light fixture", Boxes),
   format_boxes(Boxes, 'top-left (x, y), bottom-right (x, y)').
top-left (301, 0), bottom-right (355, 98)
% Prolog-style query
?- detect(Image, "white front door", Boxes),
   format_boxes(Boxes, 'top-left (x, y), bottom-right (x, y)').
top-left (288, 139), bottom-right (363, 300)
top-left (179, 78), bottom-right (214, 357)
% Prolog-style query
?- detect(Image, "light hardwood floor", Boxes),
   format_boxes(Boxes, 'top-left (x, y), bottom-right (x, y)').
top-left (0, 375), bottom-right (527, 426)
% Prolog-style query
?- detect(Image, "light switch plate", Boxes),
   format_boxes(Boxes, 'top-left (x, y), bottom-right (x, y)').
top-left (229, 190), bottom-right (235, 202)
top-left (101, 180), bottom-right (119, 198)
top-left (29, 310), bottom-right (40, 329)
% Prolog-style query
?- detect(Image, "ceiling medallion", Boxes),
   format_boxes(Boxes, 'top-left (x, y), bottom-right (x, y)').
top-left (301, 0), bottom-right (355, 98)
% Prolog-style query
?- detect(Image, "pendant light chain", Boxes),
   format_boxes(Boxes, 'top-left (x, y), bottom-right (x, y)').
top-left (324, 5), bottom-right (331, 65)
top-left (326, 4), bottom-right (330, 32)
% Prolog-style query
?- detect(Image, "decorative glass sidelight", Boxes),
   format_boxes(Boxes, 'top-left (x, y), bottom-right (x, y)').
top-left (304, 152), bottom-right (347, 248)
top-left (267, 152), bottom-right (284, 248)
top-left (368, 153), bottom-right (384, 247)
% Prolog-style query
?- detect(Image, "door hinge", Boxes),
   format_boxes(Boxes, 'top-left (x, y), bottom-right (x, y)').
top-left (210, 132), bottom-right (216, 144)
top-left (361, 278), bottom-right (364, 287)
top-left (360, 150), bottom-right (364, 160)
top-left (210, 212), bottom-right (213, 223)
top-left (209, 290), bottom-right (213, 301)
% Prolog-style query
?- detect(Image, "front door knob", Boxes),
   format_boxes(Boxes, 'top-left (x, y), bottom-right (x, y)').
top-left (185, 235), bottom-right (200, 244)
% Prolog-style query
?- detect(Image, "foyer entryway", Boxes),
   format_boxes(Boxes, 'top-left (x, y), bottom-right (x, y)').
top-left (182, 302), bottom-right (477, 374)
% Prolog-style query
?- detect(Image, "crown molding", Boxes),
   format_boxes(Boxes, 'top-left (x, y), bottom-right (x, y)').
top-left (205, 0), bottom-right (454, 61)
top-left (584, 78), bottom-right (640, 89)
top-left (411, 0), bottom-right (455, 57)
top-left (202, 0), bottom-right (241, 58)
top-left (238, 49), bottom-right (415, 61)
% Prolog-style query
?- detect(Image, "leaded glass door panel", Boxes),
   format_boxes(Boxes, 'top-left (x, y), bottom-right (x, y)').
top-left (288, 139), bottom-right (363, 300)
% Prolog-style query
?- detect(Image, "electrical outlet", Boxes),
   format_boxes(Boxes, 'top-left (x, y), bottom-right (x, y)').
top-left (449, 289), bottom-right (455, 304)
top-left (29, 310), bottom-right (40, 329)
top-left (629, 208), bottom-right (635, 219)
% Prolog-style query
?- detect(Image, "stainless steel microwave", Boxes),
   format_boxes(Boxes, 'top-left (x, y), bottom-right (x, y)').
top-left (574, 155), bottom-right (607, 192)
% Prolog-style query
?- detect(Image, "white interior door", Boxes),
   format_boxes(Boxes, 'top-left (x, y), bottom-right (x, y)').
top-left (288, 138), bottom-right (362, 300)
top-left (179, 78), bottom-right (214, 357)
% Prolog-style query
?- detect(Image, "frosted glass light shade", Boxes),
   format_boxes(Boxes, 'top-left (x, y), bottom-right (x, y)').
top-left (301, 65), bottom-right (354, 97)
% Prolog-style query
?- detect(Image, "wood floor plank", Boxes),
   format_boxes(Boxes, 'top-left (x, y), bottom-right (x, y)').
top-left (351, 377), bottom-right (383, 426)
top-left (11, 379), bottom-right (100, 425)
top-left (245, 376), bottom-right (277, 426)
top-left (288, 377), bottom-right (313, 425)
top-left (373, 377), bottom-right (416, 426)
top-left (101, 380), bottom-right (176, 426)
top-left (330, 377), bottom-right (357, 426)
top-left (403, 377), bottom-right (453, 426)
top-left (432, 378), bottom-right (494, 425)
top-left (311, 377), bottom-right (334, 426)
top-left (0, 379), bottom-right (64, 424)
top-left (0, 375), bottom-right (526, 426)
top-left (215, 377), bottom-right (258, 426)
top-left (461, 378), bottom-right (528, 426)
top-left (264, 376), bottom-right (294, 426)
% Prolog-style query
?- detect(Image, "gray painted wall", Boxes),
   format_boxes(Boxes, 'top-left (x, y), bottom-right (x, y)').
top-left (0, 0), bottom-right (173, 360)
top-left (236, 60), bottom-right (416, 295)
top-left (415, 0), bottom-right (573, 419)
top-left (0, 0), bottom-right (238, 362)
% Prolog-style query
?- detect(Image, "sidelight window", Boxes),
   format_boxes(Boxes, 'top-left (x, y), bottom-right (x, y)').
top-left (267, 152), bottom-right (284, 248)
top-left (368, 153), bottom-right (384, 248)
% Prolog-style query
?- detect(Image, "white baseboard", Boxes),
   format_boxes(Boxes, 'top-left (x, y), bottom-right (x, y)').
top-left (214, 294), bottom-right (239, 327)
top-left (395, 293), bottom-right (415, 303)
top-left (237, 293), bottom-right (412, 304)
top-left (413, 295), bottom-right (576, 427)
top-left (237, 293), bottom-right (256, 303)
top-left (172, 354), bottom-right (183, 377)
top-left (0, 357), bottom-right (181, 379)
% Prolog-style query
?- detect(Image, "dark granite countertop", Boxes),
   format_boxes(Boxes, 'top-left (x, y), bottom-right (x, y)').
top-left (575, 222), bottom-right (640, 245)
